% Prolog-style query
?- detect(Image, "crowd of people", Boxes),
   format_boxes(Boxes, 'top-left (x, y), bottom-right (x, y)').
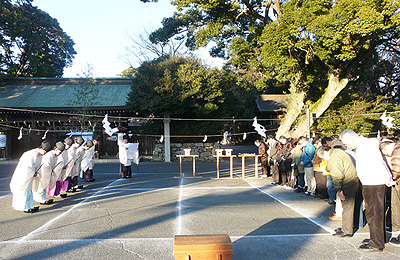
top-left (9, 136), bottom-right (99, 214)
top-left (257, 129), bottom-right (400, 252)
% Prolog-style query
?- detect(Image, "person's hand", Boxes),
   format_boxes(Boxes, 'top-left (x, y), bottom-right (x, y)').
top-left (300, 161), bottom-right (304, 166)
top-left (337, 191), bottom-right (346, 201)
top-left (33, 172), bottom-right (38, 177)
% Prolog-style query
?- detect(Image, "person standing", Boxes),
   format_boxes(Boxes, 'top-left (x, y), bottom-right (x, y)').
top-left (293, 137), bottom-right (306, 192)
top-left (81, 139), bottom-right (95, 182)
top-left (256, 138), bottom-right (269, 177)
top-left (318, 146), bottom-right (360, 237)
top-left (9, 141), bottom-right (52, 213)
top-left (73, 136), bottom-right (85, 189)
top-left (301, 138), bottom-right (316, 196)
top-left (33, 141), bottom-right (65, 205)
top-left (62, 137), bottom-right (76, 193)
top-left (119, 135), bottom-right (132, 178)
top-left (379, 138), bottom-right (400, 246)
top-left (47, 141), bottom-right (68, 199)
top-left (267, 135), bottom-right (280, 184)
top-left (340, 129), bottom-right (393, 251)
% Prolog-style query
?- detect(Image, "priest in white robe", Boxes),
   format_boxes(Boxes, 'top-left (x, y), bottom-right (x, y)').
top-left (119, 135), bottom-right (131, 178)
top-left (33, 142), bottom-right (65, 205)
top-left (72, 136), bottom-right (85, 189)
top-left (10, 141), bottom-right (52, 213)
top-left (82, 139), bottom-right (95, 182)
top-left (61, 137), bottom-right (75, 192)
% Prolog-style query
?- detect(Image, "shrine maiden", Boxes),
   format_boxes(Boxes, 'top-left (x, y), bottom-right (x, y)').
top-left (10, 141), bottom-right (52, 213)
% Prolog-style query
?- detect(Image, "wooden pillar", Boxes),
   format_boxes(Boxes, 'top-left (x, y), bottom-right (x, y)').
top-left (164, 113), bottom-right (171, 162)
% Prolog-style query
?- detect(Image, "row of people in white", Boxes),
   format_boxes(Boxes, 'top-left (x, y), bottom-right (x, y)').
top-left (9, 136), bottom-right (98, 213)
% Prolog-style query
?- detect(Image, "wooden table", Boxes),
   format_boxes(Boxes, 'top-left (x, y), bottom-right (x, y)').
top-left (176, 155), bottom-right (199, 178)
top-left (214, 155), bottom-right (236, 179)
top-left (174, 234), bottom-right (232, 260)
top-left (238, 154), bottom-right (262, 178)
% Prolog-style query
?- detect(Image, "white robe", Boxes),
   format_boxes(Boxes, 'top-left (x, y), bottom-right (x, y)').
top-left (65, 145), bottom-right (76, 178)
top-left (32, 150), bottom-right (58, 202)
top-left (75, 146), bottom-right (85, 177)
top-left (127, 143), bottom-right (139, 165)
top-left (57, 149), bottom-right (68, 182)
top-left (119, 143), bottom-right (131, 166)
top-left (88, 145), bottom-right (95, 170)
top-left (9, 149), bottom-right (42, 211)
top-left (81, 147), bottom-right (95, 172)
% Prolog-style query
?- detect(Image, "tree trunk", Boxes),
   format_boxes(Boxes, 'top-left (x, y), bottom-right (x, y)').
top-left (289, 73), bottom-right (349, 138)
top-left (275, 90), bottom-right (305, 138)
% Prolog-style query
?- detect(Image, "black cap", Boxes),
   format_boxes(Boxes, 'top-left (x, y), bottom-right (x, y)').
top-left (75, 136), bottom-right (84, 145)
top-left (86, 139), bottom-right (94, 148)
top-left (55, 141), bottom-right (65, 152)
top-left (123, 135), bottom-right (128, 140)
top-left (41, 140), bottom-right (52, 152)
top-left (64, 137), bottom-right (74, 146)
top-left (93, 136), bottom-right (100, 141)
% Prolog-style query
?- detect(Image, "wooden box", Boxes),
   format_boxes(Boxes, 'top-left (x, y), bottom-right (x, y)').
top-left (174, 234), bottom-right (232, 260)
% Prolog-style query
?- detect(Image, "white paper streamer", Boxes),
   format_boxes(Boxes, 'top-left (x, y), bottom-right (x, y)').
top-left (159, 135), bottom-right (164, 143)
top-left (202, 135), bottom-right (208, 142)
top-left (42, 130), bottom-right (49, 140)
top-left (18, 127), bottom-right (23, 140)
top-left (102, 114), bottom-right (119, 136)
top-left (380, 111), bottom-right (396, 129)
top-left (252, 117), bottom-right (267, 138)
top-left (243, 132), bottom-right (247, 140)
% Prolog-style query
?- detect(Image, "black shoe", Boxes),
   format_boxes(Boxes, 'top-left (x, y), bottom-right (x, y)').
top-left (333, 230), bottom-right (352, 237)
top-left (24, 209), bottom-right (34, 213)
top-left (362, 238), bottom-right (370, 245)
top-left (328, 200), bottom-right (336, 205)
top-left (60, 193), bottom-right (67, 198)
top-left (390, 235), bottom-right (400, 246)
top-left (359, 243), bottom-right (383, 251)
top-left (77, 185), bottom-right (84, 189)
top-left (32, 206), bottom-right (39, 213)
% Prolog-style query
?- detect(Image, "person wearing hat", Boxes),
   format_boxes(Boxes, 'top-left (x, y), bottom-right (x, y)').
top-left (81, 139), bottom-right (95, 182)
top-left (47, 141), bottom-right (68, 199)
top-left (9, 141), bottom-right (52, 213)
top-left (33, 141), bottom-right (65, 205)
top-left (119, 135), bottom-right (131, 178)
top-left (61, 137), bottom-right (76, 193)
top-left (89, 136), bottom-right (100, 176)
top-left (72, 136), bottom-right (85, 190)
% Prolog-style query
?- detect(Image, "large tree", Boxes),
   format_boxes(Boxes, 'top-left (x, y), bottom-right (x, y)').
top-left (126, 55), bottom-right (256, 137)
top-left (145, 0), bottom-right (400, 137)
top-left (0, 0), bottom-right (76, 77)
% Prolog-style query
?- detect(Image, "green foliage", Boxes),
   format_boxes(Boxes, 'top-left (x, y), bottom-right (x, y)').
top-left (315, 92), bottom-right (399, 137)
top-left (126, 55), bottom-right (256, 137)
top-left (0, 0), bottom-right (76, 77)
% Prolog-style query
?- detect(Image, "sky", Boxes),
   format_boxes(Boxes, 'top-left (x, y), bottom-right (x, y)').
top-left (32, 0), bottom-right (224, 78)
